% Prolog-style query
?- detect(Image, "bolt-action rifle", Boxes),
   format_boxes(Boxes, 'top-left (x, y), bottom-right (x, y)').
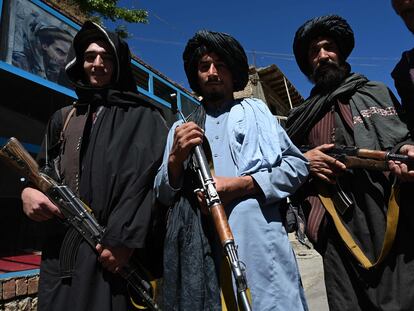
top-left (171, 106), bottom-right (252, 311)
top-left (0, 137), bottom-right (160, 311)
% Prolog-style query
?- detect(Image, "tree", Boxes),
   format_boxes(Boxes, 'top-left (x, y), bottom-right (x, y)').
top-left (53, 0), bottom-right (148, 37)
top-left (72, 0), bottom-right (148, 24)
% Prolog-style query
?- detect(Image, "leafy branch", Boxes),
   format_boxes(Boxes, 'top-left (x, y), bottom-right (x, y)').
top-left (72, 0), bottom-right (148, 23)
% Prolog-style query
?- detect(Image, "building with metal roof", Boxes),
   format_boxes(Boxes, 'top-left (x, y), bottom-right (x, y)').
top-left (235, 64), bottom-right (304, 125)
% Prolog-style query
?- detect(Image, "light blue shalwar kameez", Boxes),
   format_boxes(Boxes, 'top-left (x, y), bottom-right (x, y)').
top-left (154, 98), bottom-right (309, 311)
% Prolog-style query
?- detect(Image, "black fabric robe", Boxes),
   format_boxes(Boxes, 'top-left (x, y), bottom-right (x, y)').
top-left (35, 22), bottom-right (168, 311)
top-left (392, 47), bottom-right (414, 134)
top-left (286, 73), bottom-right (414, 311)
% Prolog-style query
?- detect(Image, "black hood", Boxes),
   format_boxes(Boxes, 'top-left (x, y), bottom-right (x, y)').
top-left (65, 21), bottom-right (137, 94)
top-left (293, 15), bottom-right (354, 77)
top-left (183, 30), bottom-right (249, 94)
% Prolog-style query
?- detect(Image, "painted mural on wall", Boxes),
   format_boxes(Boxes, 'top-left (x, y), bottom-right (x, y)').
top-left (4, 0), bottom-right (77, 84)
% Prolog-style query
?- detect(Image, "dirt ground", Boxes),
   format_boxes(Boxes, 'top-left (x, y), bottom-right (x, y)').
top-left (289, 233), bottom-right (329, 311)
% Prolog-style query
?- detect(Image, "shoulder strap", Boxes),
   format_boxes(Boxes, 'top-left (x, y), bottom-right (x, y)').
top-left (317, 182), bottom-right (399, 269)
top-left (187, 104), bottom-right (206, 130)
top-left (60, 107), bottom-right (76, 141)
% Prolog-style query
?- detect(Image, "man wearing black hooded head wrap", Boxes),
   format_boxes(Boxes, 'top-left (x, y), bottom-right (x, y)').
top-left (154, 30), bottom-right (309, 310)
top-left (21, 21), bottom-right (168, 311)
top-left (286, 14), bottom-right (414, 310)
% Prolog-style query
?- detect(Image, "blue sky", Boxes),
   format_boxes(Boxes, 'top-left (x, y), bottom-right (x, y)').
top-left (105, 0), bottom-right (413, 101)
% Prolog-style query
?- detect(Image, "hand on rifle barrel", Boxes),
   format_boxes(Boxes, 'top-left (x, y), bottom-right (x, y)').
top-left (21, 187), bottom-right (63, 221)
top-left (168, 122), bottom-right (204, 188)
top-left (388, 144), bottom-right (414, 182)
top-left (303, 144), bottom-right (347, 184)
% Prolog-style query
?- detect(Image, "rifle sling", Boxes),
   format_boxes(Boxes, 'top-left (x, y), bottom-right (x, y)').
top-left (317, 182), bottom-right (399, 269)
top-left (60, 107), bottom-right (76, 141)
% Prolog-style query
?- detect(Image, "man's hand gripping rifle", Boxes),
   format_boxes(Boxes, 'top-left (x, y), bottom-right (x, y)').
top-left (300, 145), bottom-right (414, 171)
top-left (172, 107), bottom-right (252, 311)
top-left (0, 137), bottom-right (160, 311)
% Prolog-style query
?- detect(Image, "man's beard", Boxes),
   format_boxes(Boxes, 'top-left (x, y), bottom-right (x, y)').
top-left (200, 78), bottom-right (227, 102)
top-left (310, 61), bottom-right (350, 93)
top-left (202, 89), bottom-right (226, 102)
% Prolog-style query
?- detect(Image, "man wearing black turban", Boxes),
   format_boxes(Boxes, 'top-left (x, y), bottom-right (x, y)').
top-left (155, 30), bottom-right (309, 310)
top-left (286, 14), bottom-right (414, 311)
top-left (182, 30), bottom-right (249, 95)
top-left (21, 21), bottom-right (168, 310)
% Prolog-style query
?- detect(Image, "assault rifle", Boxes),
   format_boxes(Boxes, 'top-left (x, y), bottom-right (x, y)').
top-left (172, 108), bottom-right (252, 311)
top-left (299, 145), bottom-right (414, 171)
top-left (0, 137), bottom-right (160, 311)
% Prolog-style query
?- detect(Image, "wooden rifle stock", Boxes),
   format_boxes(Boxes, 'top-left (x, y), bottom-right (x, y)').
top-left (0, 137), bottom-right (54, 193)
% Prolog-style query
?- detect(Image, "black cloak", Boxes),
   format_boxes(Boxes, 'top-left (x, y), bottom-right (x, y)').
top-left (293, 14), bottom-right (355, 77)
top-left (391, 48), bottom-right (414, 134)
top-left (286, 74), bottom-right (414, 310)
top-left (37, 21), bottom-right (168, 311)
top-left (182, 30), bottom-right (249, 94)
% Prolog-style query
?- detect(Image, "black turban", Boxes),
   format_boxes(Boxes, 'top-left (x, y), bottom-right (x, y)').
top-left (293, 15), bottom-right (354, 77)
top-left (183, 30), bottom-right (249, 94)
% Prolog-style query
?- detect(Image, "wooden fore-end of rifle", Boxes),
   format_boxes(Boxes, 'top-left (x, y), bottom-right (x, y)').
top-left (209, 202), bottom-right (234, 246)
top-left (0, 137), bottom-right (54, 193)
top-left (358, 148), bottom-right (414, 165)
top-left (356, 148), bottom-right (389, 160)
top-left (341, 156), bottom-right (388, 171)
